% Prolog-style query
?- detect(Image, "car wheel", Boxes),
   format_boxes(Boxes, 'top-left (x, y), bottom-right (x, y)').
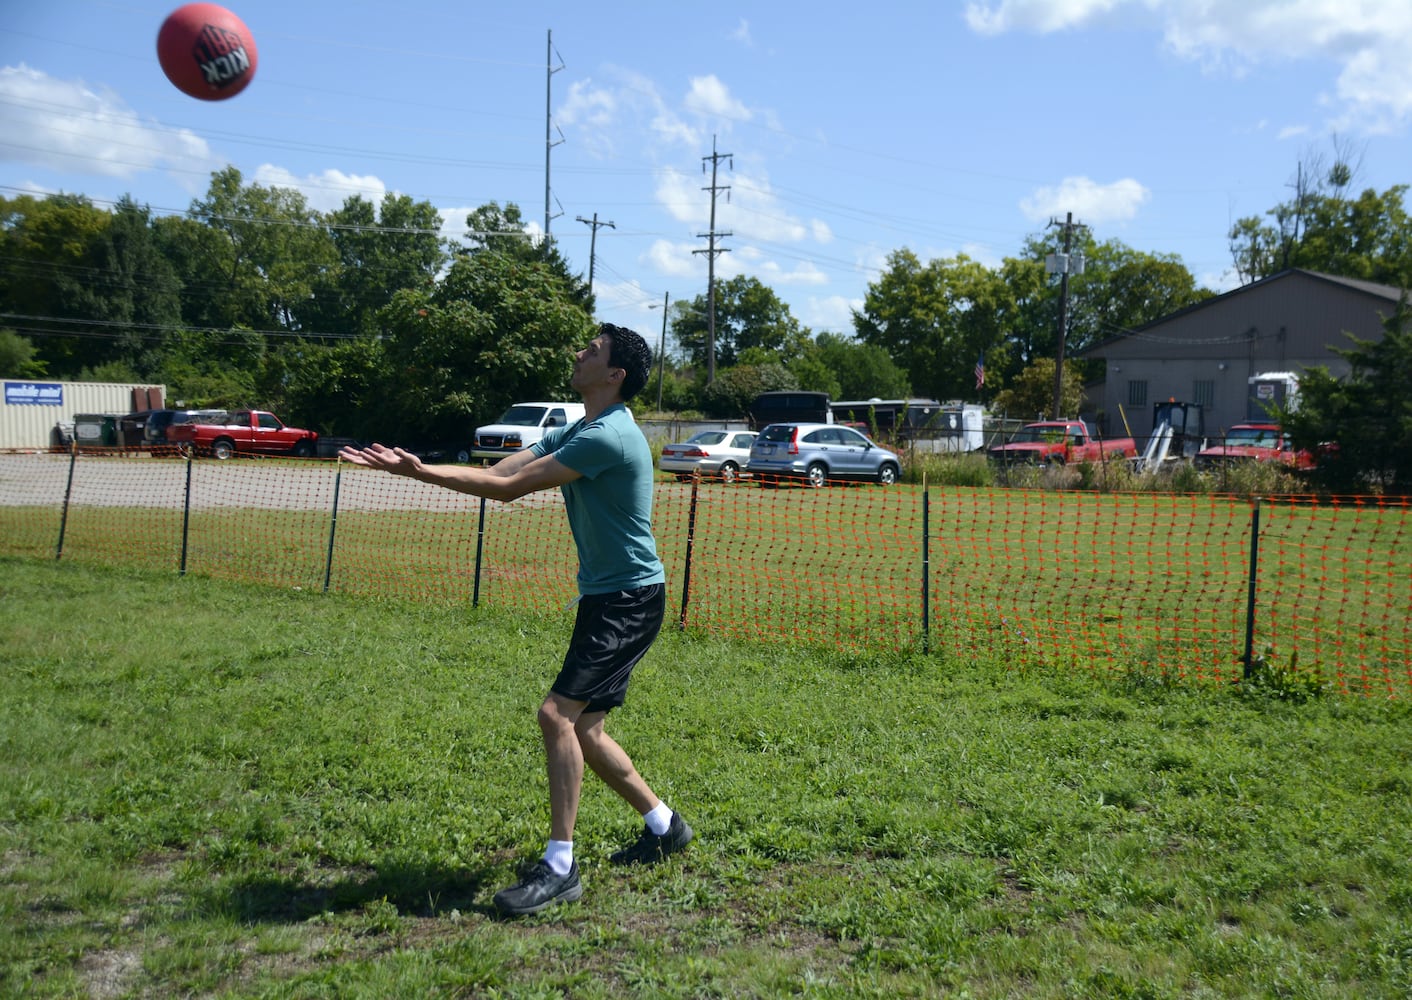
top-left (292, 440), bottom-right (313, 458)
top-left (212, 438), bottom-right (236, 460)
top-left (718, 461), bottom-right (739, 484)
top-left (455, 448), bottom-right (471, 464)
top-left (877, 462), bottom-right (899, 485)
top-left (806, 462), bottom-right (827, 488)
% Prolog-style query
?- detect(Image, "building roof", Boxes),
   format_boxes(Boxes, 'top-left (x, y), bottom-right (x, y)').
top-left (1080, 268), bottom-right (1406, 356)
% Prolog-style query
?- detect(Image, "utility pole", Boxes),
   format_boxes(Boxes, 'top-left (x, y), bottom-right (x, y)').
top-left (693, 135), bottom-right (732, 384)
top-left (543, 30), bottom-right (564, 238)
top-left (656, 290), bottom-right (668, 412)
top-left (575, 213), bottom-right (615, 294)
top-left (1045, 212), bottom-right (1086, 419)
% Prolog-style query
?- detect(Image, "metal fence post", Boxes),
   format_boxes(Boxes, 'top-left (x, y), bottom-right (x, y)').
top-left (678, 473), bottom-right (701, 630)
top-left (179, 447), bottom-right (194, 575)
top-left (1242, 496), bottom-right (1262, 678)
top-left (55, 442), bottom-right (77, 561)
top-left (922, 486), bottom-right (931, 655)
top-left (472, 496), bottom-right (487, 609)
top-left (322, 463), bottom-right (342, 593)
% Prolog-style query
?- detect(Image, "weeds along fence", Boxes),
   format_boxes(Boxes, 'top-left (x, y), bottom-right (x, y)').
top-left (2, 450), bottom-right (1408, 697)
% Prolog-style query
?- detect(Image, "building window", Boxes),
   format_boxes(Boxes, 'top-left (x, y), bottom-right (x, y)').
top-left (1127, 380), bottom-right (1148, 407)
top-left (1193, 380), bottom-right (1215, 409)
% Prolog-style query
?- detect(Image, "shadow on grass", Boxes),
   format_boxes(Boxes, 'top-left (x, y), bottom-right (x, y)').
top-left (202, 861), bottom-right (499, 923)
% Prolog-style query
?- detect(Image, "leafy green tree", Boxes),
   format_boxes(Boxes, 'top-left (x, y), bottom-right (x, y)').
top-left (0, 193), bottom-right (112, 375)
top-left (1283, 300), bottom-right (1412, 493)
top-left (699, 362), bottom-right (797, 419)
top-left (265, 336), bottom-right (387, 436)
top-left (675, 275), bottom-right (807, 371)
top-left (151, 326), bottom-right (260, 408)
top-left (0, 329), bottom-right (46, 376)
top-left (1228, 144), bottom-right (1412, 287)
top-left (459, 202), bottom-right (593, 314)
top-left (990, 358), bottom-right (1084, 421)
top-left (854, 249), bottom-right (1008, 399)
top-left (308, 193), bottom-right (447, 339)
top-left (374, 227), bottom-right (595, 444)
top-left (172, 166), bottom-right (338, 332)
top-left (71, 196), bottom-right (183, 378)
top-left (811, 331), bottom-right (910, 399)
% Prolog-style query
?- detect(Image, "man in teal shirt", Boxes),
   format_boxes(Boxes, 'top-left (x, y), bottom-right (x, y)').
top-left (340, 324), bottom-right (692, 916)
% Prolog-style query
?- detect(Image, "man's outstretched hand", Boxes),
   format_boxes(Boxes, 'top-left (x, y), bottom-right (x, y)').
top-left (338, 443), bottom-right (426, 478)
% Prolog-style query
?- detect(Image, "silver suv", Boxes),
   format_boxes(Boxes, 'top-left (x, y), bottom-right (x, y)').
top-left (747, 422), bottom-right (901, 487)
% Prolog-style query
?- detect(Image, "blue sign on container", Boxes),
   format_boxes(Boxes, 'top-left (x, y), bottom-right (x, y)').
top-left (4, 382), bottom-right (64, 405)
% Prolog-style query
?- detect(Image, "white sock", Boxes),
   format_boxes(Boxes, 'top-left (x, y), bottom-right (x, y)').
top-left (644, 802), bottom-right (673, 836)
top-left (543, 839), bottom-right (573, 875)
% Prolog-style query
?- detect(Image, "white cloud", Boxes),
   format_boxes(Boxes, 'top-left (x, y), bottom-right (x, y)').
top-left (684, 75), bottom-right (751, 123)
top-left (964, 0), bottom-right (1122, 36)
top-left (730, 19), bottom-right (754, 46)
top-left (720, 173), bottom-right (817, 243)
top-left (251, 165), bottom-right (386, 214)
top-left (654, 167), bottom-right (701, 224)
top-left (962, 1), bottom-right (1412, 130)
top-left (645, 238), bottom-right (702, 279)
top-left (753, 259), bottom-right (830, 287)
top-left (557, 68), bottom-right (698, 154)
top-left (1019, 176), bottom-right (1150, 224)
top-left (800, 294), bottom-right (863, 334)
top-left (0, 64), bottom-right (214, 180)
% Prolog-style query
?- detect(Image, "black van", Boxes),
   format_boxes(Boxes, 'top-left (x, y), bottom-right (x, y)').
top-left (746, 391), bottom-right (833, 431)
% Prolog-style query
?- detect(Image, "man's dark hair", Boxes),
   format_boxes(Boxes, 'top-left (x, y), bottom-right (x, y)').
top-left (601, 323), bottom-right (653, 401)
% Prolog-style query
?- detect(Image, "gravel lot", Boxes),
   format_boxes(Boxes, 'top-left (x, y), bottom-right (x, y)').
top-left (0, 452), bottom-right (569, 513)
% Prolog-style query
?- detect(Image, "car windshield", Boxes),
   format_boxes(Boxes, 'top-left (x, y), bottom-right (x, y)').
top-left (498, 406), bottom-right (548, 426)
top-left (1009, 427), bottom-right (1065, 443)
top-left (688, 431), bottom-right (728, 445)
top-left (1226, 427), bottom-right (1280, 447)
top-left (760, 425), bottom-right (796, 443)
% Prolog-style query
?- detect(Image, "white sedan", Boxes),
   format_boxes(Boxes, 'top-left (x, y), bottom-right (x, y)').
top-left (658, 430), bottom-right (758, 483)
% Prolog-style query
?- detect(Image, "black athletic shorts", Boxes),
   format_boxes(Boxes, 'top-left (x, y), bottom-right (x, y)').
top-left (551, 583), bottom-right (665, 713)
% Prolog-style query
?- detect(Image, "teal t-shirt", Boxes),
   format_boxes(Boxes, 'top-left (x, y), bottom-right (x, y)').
top-left (532, 403), bottom-right (666, 595)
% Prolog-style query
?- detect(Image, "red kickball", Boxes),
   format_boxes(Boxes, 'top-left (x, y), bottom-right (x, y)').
top-left (156, 3), bottom-right (258, 101)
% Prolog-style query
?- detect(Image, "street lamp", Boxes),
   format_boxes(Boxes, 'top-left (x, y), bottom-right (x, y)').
top-left (647, 291), bottom-right (668, 413)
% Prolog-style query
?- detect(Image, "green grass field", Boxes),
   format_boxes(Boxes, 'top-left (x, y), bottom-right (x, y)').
top-left (3, 558), bottom-right (1411, 997)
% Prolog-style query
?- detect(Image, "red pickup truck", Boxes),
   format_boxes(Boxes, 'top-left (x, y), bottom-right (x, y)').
top-left (1193, 422), bottom-right (1314, 471)
top-left (166, 409), bottom-right (319, 460)
top-left (988, 420), bottom-right (1138, 465)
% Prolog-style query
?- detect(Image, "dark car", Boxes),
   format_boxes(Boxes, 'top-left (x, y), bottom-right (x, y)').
top-left (145, 408), bottom-right (228, 445)
top-left (747, 422), bottom-right (902, 487)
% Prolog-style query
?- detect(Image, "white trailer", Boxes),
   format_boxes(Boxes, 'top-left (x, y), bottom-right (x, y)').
top-left (1247, 371), bottom-right (1300, 420)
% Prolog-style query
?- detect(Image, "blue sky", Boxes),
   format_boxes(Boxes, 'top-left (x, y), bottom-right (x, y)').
top-left (3, 1), bottom-right (1411, 351)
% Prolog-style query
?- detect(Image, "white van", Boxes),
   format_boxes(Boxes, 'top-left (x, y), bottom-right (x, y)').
top-left (470, 401), bottom-right (587, 462)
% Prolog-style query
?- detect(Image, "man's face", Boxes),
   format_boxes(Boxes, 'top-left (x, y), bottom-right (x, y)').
top-left (571, 334), bottom-right (624, 394)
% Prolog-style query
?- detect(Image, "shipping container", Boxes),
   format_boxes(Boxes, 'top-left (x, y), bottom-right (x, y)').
top-left (1, 381), bottom-right (164, 450)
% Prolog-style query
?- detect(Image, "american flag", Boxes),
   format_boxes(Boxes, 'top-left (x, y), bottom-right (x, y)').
top-left (974, 355), bottom-right (985, 390)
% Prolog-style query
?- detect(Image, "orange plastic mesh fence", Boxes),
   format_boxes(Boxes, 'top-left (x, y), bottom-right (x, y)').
top-left (927, 490), bottom-right (1252, 683)
top-left (331, 467), bottom-right (484, 603)
top-left (2, 451), bottom-right (1409, 694)
top-left (1255, 496), bottom-right (1412, 696)
top-left (680, 479), bottom-right (923, 651)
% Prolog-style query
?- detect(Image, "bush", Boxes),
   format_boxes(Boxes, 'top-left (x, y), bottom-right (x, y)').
top-left (904, 451), bottom-right (993, 487)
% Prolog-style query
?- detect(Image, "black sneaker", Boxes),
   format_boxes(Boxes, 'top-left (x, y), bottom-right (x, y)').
top-left (610, 812), bottom-right (694, 866)
top-left (492, 860), bottom-right (583, 916)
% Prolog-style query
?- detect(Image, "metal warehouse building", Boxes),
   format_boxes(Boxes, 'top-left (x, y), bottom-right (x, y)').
top-left (1082, 269), bottom-right (1404, 440)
